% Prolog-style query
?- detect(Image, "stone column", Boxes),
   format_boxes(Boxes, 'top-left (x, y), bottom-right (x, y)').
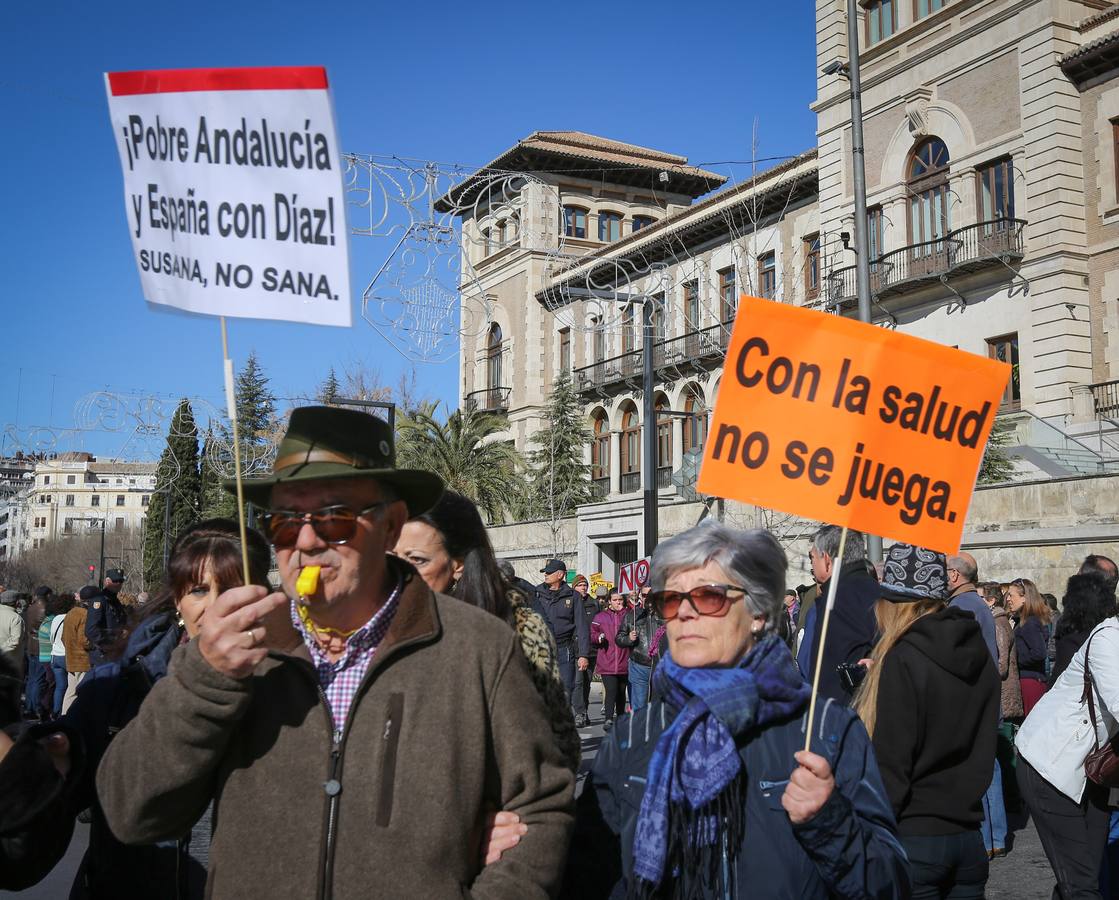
top-left (609, 431), bottom-right (621, 496)
top-left (953, 166), bottom-right (977, 231)
top-left (1071, 384), bottom-right (1097, 424)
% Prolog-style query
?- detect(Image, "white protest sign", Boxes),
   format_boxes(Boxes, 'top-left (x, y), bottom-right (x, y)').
top-left (105, 66), bottom-right (352, 327)
top-left (617, 558), bottom-right (650, 593)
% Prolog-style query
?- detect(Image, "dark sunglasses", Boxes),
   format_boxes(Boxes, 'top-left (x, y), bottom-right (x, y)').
top-left (648, 583), bottom-right (748, 620)
top-left (261, 503), bottom-right (388, 548)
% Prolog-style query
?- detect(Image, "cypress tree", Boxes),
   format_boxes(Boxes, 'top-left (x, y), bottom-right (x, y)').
top-left (199, 426), bottom-right (236, 520)
top-left (318, 367), bottom-right (341, 406)
top-left (143, 399), bottom-right (202, 587)
top-left (235, 351), bottom-right (277, 443)
top-left (527, 373), bottom-right (594, 548)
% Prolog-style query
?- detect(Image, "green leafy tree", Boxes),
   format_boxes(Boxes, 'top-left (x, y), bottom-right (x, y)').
top-left (396, 403), bottom-right (523, 524)
top-left (526, 373), bottom-right (594, 548)
top-left (143, 399), bottom-right (203, 586)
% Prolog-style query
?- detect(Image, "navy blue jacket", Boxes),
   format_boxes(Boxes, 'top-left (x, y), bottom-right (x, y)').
top-left (797, 563), bottom-right (880, 704)
top-left (65, 613), bottom-right (206, 899)
top-left (83, 591), bottom-right (128, 667)
top-left (534, 582), bottom-right (590, 657)
top-left (1015, 616), bottom-right (1050, 682)
top-left (565, 695), bottom-right (909, 899)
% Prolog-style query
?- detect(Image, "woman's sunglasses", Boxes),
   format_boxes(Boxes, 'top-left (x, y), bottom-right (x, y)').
top-left (647, 583), bottom-right (748, 620)
top-left (261, 503), bottom-right (388, 548)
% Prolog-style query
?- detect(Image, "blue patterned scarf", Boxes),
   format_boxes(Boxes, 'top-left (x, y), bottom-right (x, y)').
top-left (631, 633), bottom-right (810, 898)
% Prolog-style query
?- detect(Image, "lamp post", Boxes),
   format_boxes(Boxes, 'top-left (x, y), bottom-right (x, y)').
top-left (830, 0), bottom-right (884, 565)
top-left (642, 299), bottom-right (658, 556)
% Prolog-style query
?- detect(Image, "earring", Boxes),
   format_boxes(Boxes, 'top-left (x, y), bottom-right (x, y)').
top-left (751, 623), bottom-right (763, 634)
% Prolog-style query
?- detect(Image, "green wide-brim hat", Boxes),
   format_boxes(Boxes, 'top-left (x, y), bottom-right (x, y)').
top-left (223, 405), bottom-right (444, 517)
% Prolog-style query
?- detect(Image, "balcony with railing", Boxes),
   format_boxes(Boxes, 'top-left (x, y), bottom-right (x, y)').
top-left (591, 476), bottom-right (610, 499)
top-left (824, 219), bottom-right (1027, 310)
top-left (574, 321), bottom-right (733, 394)
top-left (620, 471), bottom-right (641, 494)
top-left (464, 386), bottom-right (512, 414)
top-left (1091, 380), bottom-right (1119, 419)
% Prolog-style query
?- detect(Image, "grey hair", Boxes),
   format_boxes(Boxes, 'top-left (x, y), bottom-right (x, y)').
top-left (811, 525), bottom-right (866, 567)
top-left (497, 560), bottom-right (516, 581)
top-left (649, 520), bottom-right (787, 634)
top-left (948, 554), bottom-right (978, 583)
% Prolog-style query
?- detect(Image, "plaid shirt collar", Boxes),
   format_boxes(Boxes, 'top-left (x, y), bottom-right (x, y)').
top-left (290, 569), bottom-right (404, 686)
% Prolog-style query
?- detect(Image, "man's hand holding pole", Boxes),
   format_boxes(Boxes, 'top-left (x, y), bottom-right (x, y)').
top-left (199, 587), bottom-right (291, 680)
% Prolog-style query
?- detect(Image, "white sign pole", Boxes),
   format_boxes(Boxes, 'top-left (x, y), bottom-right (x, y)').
top-left (803, 526), bottom-right (849, 753)
top-left (220, 317), bottom-right (251, 585)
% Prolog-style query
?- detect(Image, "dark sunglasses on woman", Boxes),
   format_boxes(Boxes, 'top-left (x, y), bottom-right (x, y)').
top-left (647, 583), bottom-right (749, 620)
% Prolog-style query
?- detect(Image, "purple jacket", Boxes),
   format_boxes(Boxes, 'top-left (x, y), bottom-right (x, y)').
top-left (590, 609), bottom-right (630, 675)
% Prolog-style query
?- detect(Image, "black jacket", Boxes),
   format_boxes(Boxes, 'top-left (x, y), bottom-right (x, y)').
top-left (577, 594), bottom-right (599, 657)
top-left (798, 562), bottom-right (880, 705)
top-left (614, 606), bottom-right (660, 667)
top-left (872, 606), bottom-right (999, 836)
top-left (1, 613), bottom-right (206, 898)
top-left (535, 583), bottom-right (590, 657)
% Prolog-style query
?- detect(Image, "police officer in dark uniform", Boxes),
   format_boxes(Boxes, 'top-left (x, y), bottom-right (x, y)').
top-left (84, 569), bottom-right (128, 667)
top-left (534, 560), bottom-right (589, 716)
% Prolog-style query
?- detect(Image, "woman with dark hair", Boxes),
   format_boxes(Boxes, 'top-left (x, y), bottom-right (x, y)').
top-left (1051, 573), bottom-right (1117, 683)
top-left (0, 519), bottom-right (275, 897)
top-left (395, 489), bottom-right (579, 770)
top-left (1007, 577), bottom-right (1052, 716)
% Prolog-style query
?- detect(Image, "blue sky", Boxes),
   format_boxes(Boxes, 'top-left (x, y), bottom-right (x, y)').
top-left (2, 0), bottom-right (818, 460)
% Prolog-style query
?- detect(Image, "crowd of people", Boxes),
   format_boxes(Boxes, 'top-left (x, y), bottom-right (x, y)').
top-left (0, 402), bottom-right (1115, 899)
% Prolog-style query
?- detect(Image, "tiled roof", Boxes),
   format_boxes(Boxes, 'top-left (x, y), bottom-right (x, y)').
top-left (540, 149), bottom-right (818, 292)
top-left (1078, 4), bottom-right (1119, 32)
top-left (435, 131), bottom-right (726, 211)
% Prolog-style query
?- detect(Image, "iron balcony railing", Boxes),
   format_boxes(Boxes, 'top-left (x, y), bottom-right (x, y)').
top-left (825, 218), bottom-right (1026, 308)
top-left (620, 471), bottom-right (641, 494)
top-left (656, 466), bottom-right (672, 489)
top-left (591, 477), bottom-right (610, 499)
top-left (1091, 379), bottom-right (1119, 419)
top-left (464, 386), bottom-right (512, 414)
top-left (574, 321), bottom-right (733, 393)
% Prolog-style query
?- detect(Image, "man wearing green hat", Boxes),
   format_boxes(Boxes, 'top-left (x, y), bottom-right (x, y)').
top-left (97, 406), bottom-right (575, 900)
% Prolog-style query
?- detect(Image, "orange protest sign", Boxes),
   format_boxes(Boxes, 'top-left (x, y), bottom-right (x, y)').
top-left (697, 296), bottom-right (1011, 554)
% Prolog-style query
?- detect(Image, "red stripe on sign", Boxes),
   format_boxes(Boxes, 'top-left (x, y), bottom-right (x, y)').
top-left (107, 67), bottom-right (329, 96)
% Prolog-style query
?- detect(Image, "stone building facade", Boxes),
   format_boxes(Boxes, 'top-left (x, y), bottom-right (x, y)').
top-left (451, 1), bottom-right (1119, 583)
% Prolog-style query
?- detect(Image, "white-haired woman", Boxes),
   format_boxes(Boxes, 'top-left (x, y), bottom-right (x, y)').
top-left (563, 521), bottom-right (908, 899)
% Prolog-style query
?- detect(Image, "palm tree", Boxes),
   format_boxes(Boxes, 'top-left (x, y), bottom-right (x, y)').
top-left (396, 403), bottom-right (523, 523)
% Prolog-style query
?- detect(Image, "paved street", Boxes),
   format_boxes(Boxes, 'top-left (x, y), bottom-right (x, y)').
top-left (3, 684), bottom-right (1055, 898)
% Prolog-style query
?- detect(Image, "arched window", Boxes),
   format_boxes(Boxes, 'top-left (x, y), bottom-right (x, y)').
top-left (655, 395), bottom-right (672, 488)
top-left (486, 324), bottom-right (503, 396)
top-left (591, 411), bottom-right (610, 495)
top-left (599, 211), bottom-right (623, 242)
top-left (683, 387), bottom-right (708, 455)
top-left (907, 138), bottom-right (951, 254)
top-left (620, 404), bottom-right (641, 493)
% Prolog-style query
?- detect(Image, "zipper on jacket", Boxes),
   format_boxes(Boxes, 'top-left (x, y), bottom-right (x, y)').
top-left (316, 684), bottom-right (342, 900)
top-left (376, 693), bottom-right (405, 827)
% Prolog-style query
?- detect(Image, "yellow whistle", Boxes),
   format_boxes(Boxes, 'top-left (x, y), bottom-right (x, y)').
top-left (296, 566), bottom-right (321, 600)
